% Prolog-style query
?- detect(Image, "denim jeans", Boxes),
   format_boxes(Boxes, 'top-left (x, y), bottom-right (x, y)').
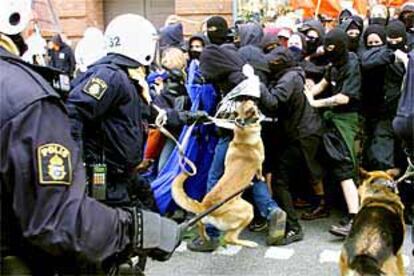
top-left (205, 136), bottom-right (279, 238)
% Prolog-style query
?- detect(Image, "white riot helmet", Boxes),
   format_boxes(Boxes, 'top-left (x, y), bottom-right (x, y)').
top-left (75, 27), bottom-right (106, 72)
top-left (104, 14), bottom-right (158, 66)
top-left (0, 0), bottom-right (32, 35)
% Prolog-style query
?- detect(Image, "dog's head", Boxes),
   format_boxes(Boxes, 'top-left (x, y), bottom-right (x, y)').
top-left (359, 168), bottom-right (402, 207)
top-left (234, 100), bottom-right (261, 129)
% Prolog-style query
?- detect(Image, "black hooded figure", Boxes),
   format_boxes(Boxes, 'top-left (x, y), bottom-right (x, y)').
top-left (236, 22), bottom-right (264, 48)
top-left (159, 23), bottom-right (185, 50)
top-left (206, 16), bottom-right (230, 45)
top-left (340, 16), bottom-right (364, 54)
top-left (188, 33), bottom-right (208, 60)
top-left (386, 20), bottom-right (408, 52)
top-left (259, 47), bottom-right (323, 245)
top-left (304, 28), bottom-right (361, 237)
top-left (360, 22), bottom-right (407, 171)
top-left (399, 2), bottom-right (414, 50)
top-left (338, 9), bottom-right (353, 25)
top-left (48, 34), bottom-right (76, 77)
top-left (298, 20), bottom-right (329, 83)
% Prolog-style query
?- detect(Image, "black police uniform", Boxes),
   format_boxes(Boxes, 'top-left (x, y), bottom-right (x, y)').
top-left (0, 46), bottom-right (181, 275)
top-left (0, 46), bottom-right (133, 274)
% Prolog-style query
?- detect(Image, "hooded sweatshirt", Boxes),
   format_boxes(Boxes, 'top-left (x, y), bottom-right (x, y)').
top-left (238, 22), bottom-right (264, 48)
top-left (159, 23), bottom-right (184, 50)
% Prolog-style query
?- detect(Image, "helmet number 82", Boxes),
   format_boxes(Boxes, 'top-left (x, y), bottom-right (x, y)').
top-left (109, 36), bottom-right (121, 47)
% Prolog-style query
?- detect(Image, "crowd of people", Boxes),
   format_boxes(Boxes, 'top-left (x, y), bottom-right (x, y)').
top-left (1, 0), bottom-right (414, 274)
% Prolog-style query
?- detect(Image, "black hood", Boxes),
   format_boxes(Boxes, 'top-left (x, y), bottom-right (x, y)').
top-left (386, 19), bottom-right (408, 50)
top-left (363, 24), bottom-right (386, 48)
top-left (238, 22), bottom-right (264, 47)
top-left (51, 34), bottom-right (63, 47)
top-left (265, 46), bottom-right (296, 80)
top-left (299, 20), bottom-right (326, 40)
top-left (159, 23), bottom-right (184, 49)
top-left (200, 44), bottom-right (245, 89)
top-left (339, 9), bottom-right (353, 24)
top-left (238, 45), bottom-right (269, 83)
top-left (340, 15), bottom-right (364, 34)
top-left (189, 33), bottom-right (208, 47)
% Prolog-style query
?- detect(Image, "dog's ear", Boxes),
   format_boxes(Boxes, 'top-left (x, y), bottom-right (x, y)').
top-left (386, 168), bottom-right (401, 180)
top-left (359, 168), bottom-right (370, 179)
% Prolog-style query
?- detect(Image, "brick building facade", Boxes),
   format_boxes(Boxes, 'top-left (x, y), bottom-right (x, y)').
top-left (48, 0), bottom-right (233, 43)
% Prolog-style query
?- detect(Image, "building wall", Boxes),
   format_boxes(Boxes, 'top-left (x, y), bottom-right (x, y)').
top-left (175, 0), bottom-right (233, 36)
top-left (51, 0), bottom-right (104, 42)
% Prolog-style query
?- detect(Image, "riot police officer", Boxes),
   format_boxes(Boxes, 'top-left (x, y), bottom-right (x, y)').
top-left (0, 1), bottom-right (182, 275)
top-left (66, 14), bottom-right (207, 208)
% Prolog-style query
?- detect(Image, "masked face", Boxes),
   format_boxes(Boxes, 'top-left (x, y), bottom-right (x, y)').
top-left (346, 29), bottom-right (361, 52)
top-left (387, 36), bottom-right (405, 50)
top-left (305, 30), bottom-right (320, 54)
top-left (400, 12), bottom-right (414, 32)
top-left (288, 34), bottom-right (303, 50)
top-left (189, 39), bottom-right (203, 60)
top-left (367, 33), bottom-right (384, 48)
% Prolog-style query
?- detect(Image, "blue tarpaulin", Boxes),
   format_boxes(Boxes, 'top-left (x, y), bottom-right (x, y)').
top-left (151, 60), bottom-right (218, 214)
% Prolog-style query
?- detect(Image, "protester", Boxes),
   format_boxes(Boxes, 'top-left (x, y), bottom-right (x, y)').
top-left (48, 33), bottom-right (76, 76)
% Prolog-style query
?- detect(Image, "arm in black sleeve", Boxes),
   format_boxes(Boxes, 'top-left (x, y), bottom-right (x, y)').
top-left (259, 72), bottom-right (297, 113)
top-left (360, 47), bottom-right (395, 70)
top-left (8, 99), bottom-right (132, 263)
top-left (341, 57), bottom-right (362, 101)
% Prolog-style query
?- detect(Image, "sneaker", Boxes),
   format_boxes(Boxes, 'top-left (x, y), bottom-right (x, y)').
top-left (301, 205), bottom-right (330, 220)
top-left (329, 219), bottom-right (353, 237)
top-left (187, 236), bottom-right (219, 252)
top-left (271, 227), bottom-right (304, 246)
top-left (249, 216), bottom-right (268, 232)
top-left (266, 208), bottom-right (287, 245)
top-left (339, 215), bottom-right (351, 226)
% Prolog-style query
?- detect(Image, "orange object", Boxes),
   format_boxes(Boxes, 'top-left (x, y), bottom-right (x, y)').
top-left (144, 129), bottom-right (166, 160)
top-left (290, 0), bottom-right (342, 18)
top-left (353, 0), bottom-right (369, 16)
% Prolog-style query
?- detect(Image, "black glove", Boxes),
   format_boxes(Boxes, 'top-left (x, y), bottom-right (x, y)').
top-left (182, 111), bottom-right (210, 125)
top-left (126, 208), bottom-right (184, 262)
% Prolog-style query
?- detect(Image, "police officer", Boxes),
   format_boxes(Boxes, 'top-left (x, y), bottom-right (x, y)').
top-left (0, 1), bottom-right (182, 274)
top-left (66, 14), bottom-right (208, 208)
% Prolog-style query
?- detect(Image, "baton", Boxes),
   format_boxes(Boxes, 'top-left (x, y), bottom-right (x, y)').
top-left (180, 183), bottom-right (252, 230)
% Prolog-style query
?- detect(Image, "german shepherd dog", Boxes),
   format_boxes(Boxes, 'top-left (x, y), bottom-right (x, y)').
top-left (339, 169), bottom-right (406, 276)
top-left (172, 100), bottom-right (264, 247)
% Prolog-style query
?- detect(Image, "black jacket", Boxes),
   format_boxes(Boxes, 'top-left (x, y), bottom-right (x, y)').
top-left (360, 46), bottom-right (405, 116)
top-left (260, 66), bottom-right (322, 141)
top-left (49, 43), bottom-right (75, 76)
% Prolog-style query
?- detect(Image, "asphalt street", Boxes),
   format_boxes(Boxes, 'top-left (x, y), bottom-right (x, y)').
top-left (146, 211), bottom-right (413, 276)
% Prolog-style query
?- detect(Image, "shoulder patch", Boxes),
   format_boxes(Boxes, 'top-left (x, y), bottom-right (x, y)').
top-left (82, 77), bottom-right (108, 100)
top-left (37, 144), bottom-right (72, 185)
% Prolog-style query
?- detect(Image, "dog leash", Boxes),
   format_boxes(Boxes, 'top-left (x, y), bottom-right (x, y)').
top-left (395, 157), bottom-right (414, 184)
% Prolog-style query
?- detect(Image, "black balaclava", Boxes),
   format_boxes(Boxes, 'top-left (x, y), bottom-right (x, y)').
top-left (339, 9), bottom-right (353, 25)
top-left (323, 28), bottom-right (349, 66)
top-left (207, 16), bottom-right (229, 45)
top-left (386, 20), bottom-right (408, 51)
top-left (265, 46), bottom-right (295, 80)
top-left (399, 3), bottom-right (414, 32)
top-left (363, 24), bottom-right (386, 49)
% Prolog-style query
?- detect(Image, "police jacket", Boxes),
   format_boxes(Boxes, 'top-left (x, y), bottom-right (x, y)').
top-left (360, 46), bottom-right (405, 117)
top-left (67, 54), bottom-right (187, 174)
top-left (67, 54), bottom-right (146, 175)
top-left (260, 66), bottom-right (323, 141)
top-left (0, 47), bottom-right (132, 272)
top-left (49, 43), bottom-right (75, 76)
